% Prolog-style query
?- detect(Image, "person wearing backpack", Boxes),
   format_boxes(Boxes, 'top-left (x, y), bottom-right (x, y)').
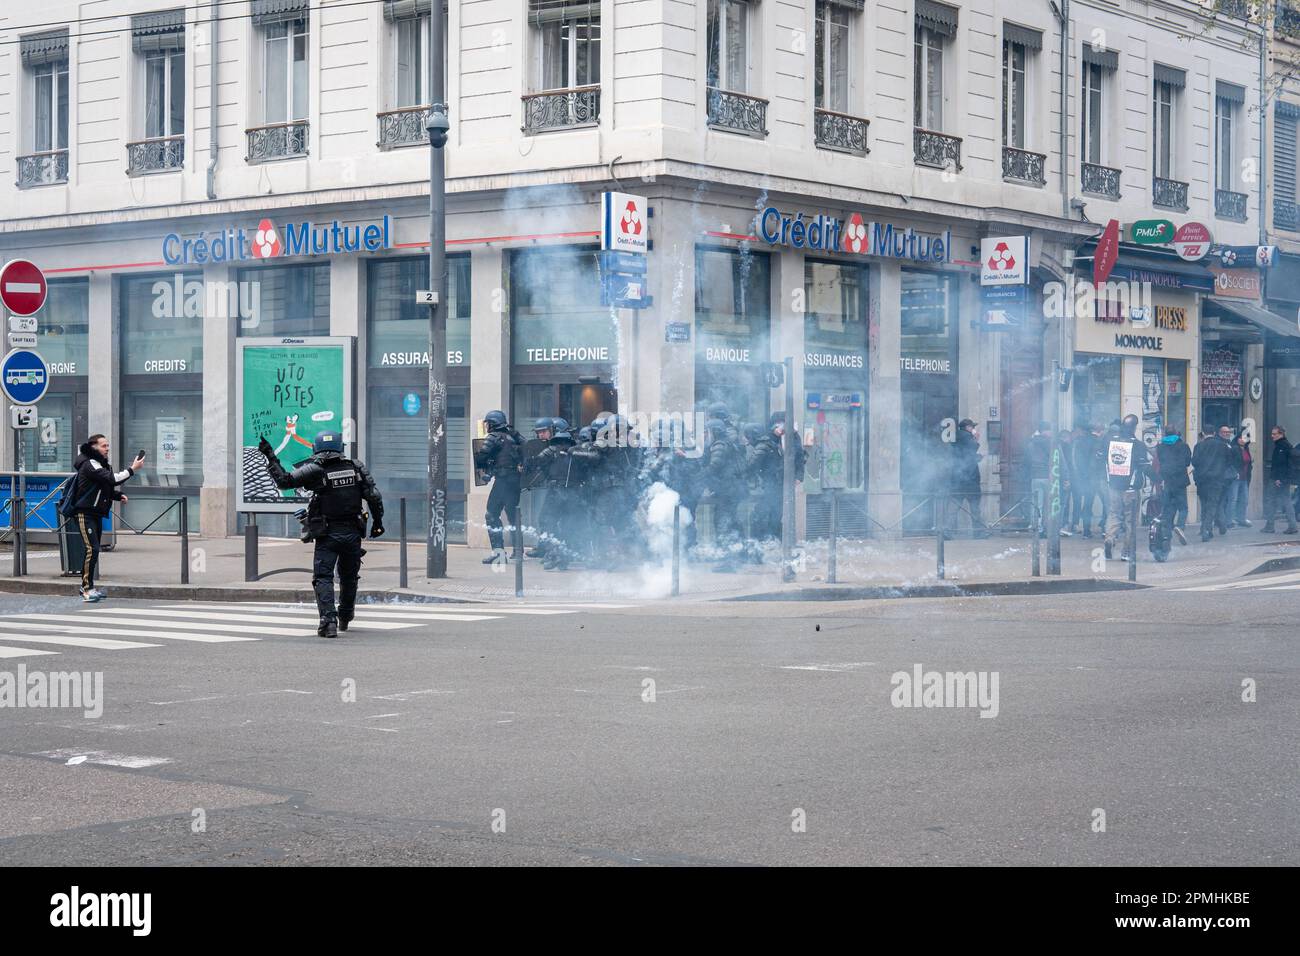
top-left (67, 434), bottom-right (144, 602)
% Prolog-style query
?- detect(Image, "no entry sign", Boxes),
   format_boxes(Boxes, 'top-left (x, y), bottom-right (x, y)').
top-left (0, 260), bottom-right (48, 316)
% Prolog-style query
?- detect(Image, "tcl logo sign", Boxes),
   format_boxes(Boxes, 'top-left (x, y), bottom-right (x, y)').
top-left (1172, 222), bottom-right (1212, 262)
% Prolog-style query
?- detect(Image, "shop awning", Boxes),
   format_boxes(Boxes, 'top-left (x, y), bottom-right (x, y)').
top-left (1207, 296), bottom-right (1300, 338)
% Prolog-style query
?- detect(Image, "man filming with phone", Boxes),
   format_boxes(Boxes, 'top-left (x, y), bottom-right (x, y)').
top-left (66, 435), bottom-right (144, 603)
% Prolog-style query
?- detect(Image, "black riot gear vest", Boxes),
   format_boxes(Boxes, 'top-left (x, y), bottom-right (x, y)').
top-left (313, 456), bottom-right (365, 521)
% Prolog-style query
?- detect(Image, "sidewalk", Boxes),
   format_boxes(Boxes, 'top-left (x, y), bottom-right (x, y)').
top-left (2, 524), bottom-right (1296, 603)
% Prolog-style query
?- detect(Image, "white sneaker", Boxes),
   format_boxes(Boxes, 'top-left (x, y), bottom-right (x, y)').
top-left (90, 588), bottom-right (109, 600)
top-left (80, 588), bottom-right (102, 603)
top-left (1059, 529), bottom-right (1073, 537)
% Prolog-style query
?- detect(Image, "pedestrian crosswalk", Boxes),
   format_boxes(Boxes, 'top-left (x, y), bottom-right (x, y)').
top-left (1174, 570), bottom-right (1300, 593)
top-left (0, 599), bottom-right (631, 659)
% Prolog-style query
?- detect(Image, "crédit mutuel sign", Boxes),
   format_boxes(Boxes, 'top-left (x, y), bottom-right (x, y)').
top-left (756, 207), bottom-right (953, 262)
top-left (162, 215), bottom-right (393, 265)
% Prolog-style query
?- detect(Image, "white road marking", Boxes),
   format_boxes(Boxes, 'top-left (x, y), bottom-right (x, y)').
top-left (1177, 571), bottom-right (1300, 592)
top-left (0, 618), bottom-right (259, 643)
top-left (33, 748), bottom-right (172, 769)
top-left (18, 613), bottom-right (310, 637)
top-left (0, 624), bottom-right (159, 650)
top-left (0, 646), bottom-right (60, 658)
top-left (172, 603), bottom-right (503, 622)
top-left (86, 608), bottom-right (415, 630)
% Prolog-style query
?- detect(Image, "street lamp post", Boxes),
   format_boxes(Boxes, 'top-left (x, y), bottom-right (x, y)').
top-left (426, 10), bottom-right (450, 579)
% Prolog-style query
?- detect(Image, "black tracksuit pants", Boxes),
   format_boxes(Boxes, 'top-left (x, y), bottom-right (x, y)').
top-left (75, 512), bottom-right (103, 591)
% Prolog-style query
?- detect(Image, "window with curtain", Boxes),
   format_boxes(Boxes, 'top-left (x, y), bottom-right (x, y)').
top-left (33, 60), bottom-right (69, 152)
top-left (534, 4), bottom-right (600, 91)
top-left (815, 1), bottom-right (852, 114)
top-left (395, 16), bottom-right (427, 106)
top-left (1216, 96), bottom-right (1235, 192)
top-left (913, 26), bottom-right (944, 130)
top-left (1081, 62), bottom-right (1103, 165)
top-left (263, 18), bottom-right (308, 123)
top-left (1153, 79), bottom-right (1175, 179)
top-left (1002, 40), bottom-right (1026, 148)
top-left (707, 0), bottom-right (749, 93)
top-left (144, 48), bottom-right (185, 139)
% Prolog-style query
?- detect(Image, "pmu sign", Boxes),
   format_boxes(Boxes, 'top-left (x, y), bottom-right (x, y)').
top-left (0, 259), bottom-right (48, 316)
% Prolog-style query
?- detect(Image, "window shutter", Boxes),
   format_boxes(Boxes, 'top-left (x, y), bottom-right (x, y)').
top-left (133, 10), bottom-right (186, 54)
top-left (1081, 44), bottom-right (1118, 71)
top-left (824, 0), bottom-right (866, 10)
top-left (1003, 22), bottom-right (1042, 52)
top-left (916, 0), bottom-right (958, 38)
top-left (1216, 81), bottom-right (1245, 105)
top-left (528, 1), bottom-right (601, 25)
top-left (252, 0), bottom-right (310, 27)
top-left (384, 0), bottom-right (436, 19)
top-left (1153, 63), bottom-right (1185, 89)
top-left (1275, 111), bottom-right (1298, 202)
top-left (20, 29), bottom-right (69, 67)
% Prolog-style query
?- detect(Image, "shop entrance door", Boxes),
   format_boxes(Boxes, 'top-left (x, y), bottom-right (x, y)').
top-left (512, 382), bottom-right (617, 433)
top-left (1202, 400), bottom-right (1242, 434)
top-left (999, 332), bottom-right (1043, 525)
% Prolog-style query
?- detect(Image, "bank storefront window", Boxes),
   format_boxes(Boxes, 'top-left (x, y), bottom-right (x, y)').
top-left (119, 273), bottom-right (204, 532)
top-left (695, 246), bottom-right (771, 424)
top-left (1072, 353), bottom-right (1122, 429)
top-left (510, 248), bottom-right (613, 369)
top-left (900, 269), bottom-right (958, 531)
top-left (366, 256), bottom-right (470, 544)
top-left (803, 259), bottom-right (869, 536)
top-left (23, 279), bottom-right (89, 473)
top-left (236, 262), bottom-right (330, 337)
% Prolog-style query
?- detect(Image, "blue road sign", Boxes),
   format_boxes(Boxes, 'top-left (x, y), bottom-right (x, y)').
top-left (1, 349), bottom-right (49, 405)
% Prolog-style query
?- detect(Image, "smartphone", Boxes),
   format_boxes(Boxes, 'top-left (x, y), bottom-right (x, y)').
top-left (136, 449), bottom-right (147, 461)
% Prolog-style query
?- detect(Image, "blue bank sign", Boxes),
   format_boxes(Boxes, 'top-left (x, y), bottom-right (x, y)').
top-left (756, 207), bottom-right (953, 263)
top-left (163, 215), bottom-right (393, 266)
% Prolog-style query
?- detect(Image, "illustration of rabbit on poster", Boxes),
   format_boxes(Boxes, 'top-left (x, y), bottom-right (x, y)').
top-left (236, 339), bottom-right (351, 511)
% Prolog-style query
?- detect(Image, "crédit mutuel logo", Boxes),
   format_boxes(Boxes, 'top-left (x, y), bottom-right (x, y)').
top-left (161, 213), bottom-right (393, 266)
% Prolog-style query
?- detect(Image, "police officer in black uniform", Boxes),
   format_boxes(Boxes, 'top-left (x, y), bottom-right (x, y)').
top-left (522, 417), bottom-right (554, 559)
top-left (474, 409), bottom-right (525, 564)
top-left (259, 431), bottom-right (384, 639)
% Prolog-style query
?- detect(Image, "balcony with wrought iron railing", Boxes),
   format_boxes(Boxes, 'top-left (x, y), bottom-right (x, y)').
top-left (813, 108), bottom-right (869, 155)
top-left (914, 128), bottom-right (962, 171)
top-left (1002, 146), bottom-right (1046, 186)
top-left (16, 149), bottom-right (69, 188)
top-left (707, 87), bottom-right (769, 137)
top-left (1215, 188), bottom-right (1248, 222)
top-left (521, 85), bottom-right (600, 134)
top-left (1153, 176), bottom-right (1189, 212)
top-left (245, 120), bottom-right (309, 163)
top-left (1080, 161), bottom-right (1121, 200)
top-left (1275, 198), bottom-right (1299, 232)
top-left (377, 106), bottom-right (432, 149)
top-left (126, 136), bottom-right (184, 175)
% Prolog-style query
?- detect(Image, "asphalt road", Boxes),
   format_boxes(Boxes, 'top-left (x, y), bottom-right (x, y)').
top-left (0, 581), bottom-right (1295, 866)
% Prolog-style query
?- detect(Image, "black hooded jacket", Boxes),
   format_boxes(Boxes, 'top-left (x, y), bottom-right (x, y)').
top-left (70, 444), bottom-right (135, 517)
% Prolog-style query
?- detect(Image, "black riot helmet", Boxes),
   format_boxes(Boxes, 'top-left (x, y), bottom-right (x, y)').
top-left (707, 402), bottom-right (731, 423)
top-left (742, 422), bottom-right (764, 445)
top-left (484, 410), bottom-right (509, 431)
top-left (312, 431), bottom-right (344, 454)
top-left (552, 429), bottom-right (575, 445)
top-left (551, 418), bottom-right (570, 433)
top-left (533, 416), bottom-right (555, 436)
top-left (577, 426), bottom-right (597, 443)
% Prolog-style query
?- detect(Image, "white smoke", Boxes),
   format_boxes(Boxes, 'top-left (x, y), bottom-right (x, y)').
top-left (632, 481), bottom-right (693, 599)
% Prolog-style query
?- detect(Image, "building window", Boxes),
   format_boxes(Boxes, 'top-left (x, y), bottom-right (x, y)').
top-left (533, 1), bottom-right (600, 91)
top-left (707, 0), bottom-right (749, 93)
top-left (913, 26), bottom-right (945, 130)
top-left (1081, 61), bottom-right (1103, 165)
top-left (1002, 40), bottom-right (1026, 148)
top-left (815, 1), bottom-right (853, 114)
top-left (1216, 95), bottom-right (1234, 190)
top-left (235, 263), bottom-right (330, 338)
top-left (694, 247), bottom-right (772, 425)
top-left (511, 247), bottom-right (612, 367)
top-left (143, 48), bottom-right (185, 141)
top-left (368, 256), bottom-right (470, 368)
top-left (32, 58), bottom-right (69, 154)
top-left (394, 12), bottom-right (429, 106)
top-left (1153, 79), bottom-right (1176, 180)
top-left (263, 17), bottom-right (308, 124)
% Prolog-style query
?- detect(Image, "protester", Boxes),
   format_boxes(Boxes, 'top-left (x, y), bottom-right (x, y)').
top-left (947, 419), bottom-right (989, 537)
top-left (1103, 414), bottom-right (1148, 561)
top-left (1262, 425), bottom-right (1298, 534)
top-left (1155, 428), bottom-right (1191, 546)
top-left (1073, 422), bottom-right (1107, 538)
top-left (1226, 429), bottom-right (1253, 528)
top-left (1192, 424), bottom-right (1232, 541)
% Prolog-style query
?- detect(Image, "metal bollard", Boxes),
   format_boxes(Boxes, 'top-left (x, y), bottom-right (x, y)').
top-left (513, 521), bottom-right (524, 598)
top-left (11, 497), bottom-right (23, 577)
top-left (671, 504), bottom-right (681, 597)
top-left (1127, 494), bottom-right (1139, 583)
top-left (244, 513), bottom-right (258, 582)
top-left (399, 498), bottom-right (408, 590)
top-left (827, 490), bottom-right (838, 585)
top-left (1030, 498), bottom-right (1041, 577)
top-left (935, 495), bottom-right (946, 581)
top-left (179, 497), bottom-right (189, 585)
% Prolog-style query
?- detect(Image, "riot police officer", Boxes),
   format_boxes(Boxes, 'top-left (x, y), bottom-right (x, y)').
top-left (474, 409), bottom-right (525, 564)
top-left (534, 424), bottom-right (578, 570)
top-left (259, 431), bottom-right (384, 639)
top-left (522, 417), bottom-right (554, 558)
top-left (704, 417), bottom-right (746, 571)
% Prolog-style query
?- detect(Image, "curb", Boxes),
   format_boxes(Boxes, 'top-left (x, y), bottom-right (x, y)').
top-left (723, 577), bottom-right (1149, 602)
top-left (1245, 554), bottom-right (1300, 576)
top-left (0, 578), bottom-right (475, 605)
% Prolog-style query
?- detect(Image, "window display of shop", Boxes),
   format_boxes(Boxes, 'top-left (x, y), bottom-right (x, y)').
top-left (694, 246), bottom-right (772, 425)
top-left (899, 268), bottom-right (958, 532)
top-left (802, 259), bottom-right (869, 537)
top-left (509, 247), bottom-right (616, 428)
top-left (21, 278), bottom-right (89, 473)
top-left (1201, 346), bottom-right (1244, 431)
top-left (1265, 336), bottom-right (1300, 455)
top-left (1140, 357), bottom-right (1188, 445)
top-left (235, 262), bottom-right (331, 337)
top-left (366, 256), bottom-right (471, 543)
top-left (1072, 354), bottom-right (1122, 430)
top-left (118, 272), bottom-right (204, 532)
